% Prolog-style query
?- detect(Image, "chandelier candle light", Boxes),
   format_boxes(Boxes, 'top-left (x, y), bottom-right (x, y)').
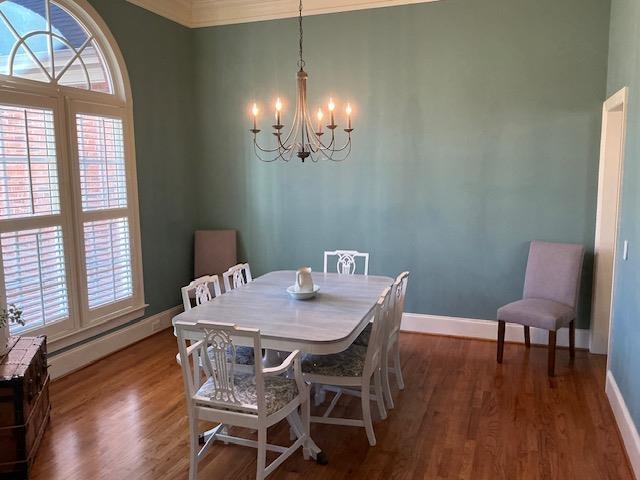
top-left (249, 0), bottom-right (355, 162)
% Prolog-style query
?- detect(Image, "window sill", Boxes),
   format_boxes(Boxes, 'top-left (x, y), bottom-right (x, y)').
top-left (48, 304), bottom-right (148, 353)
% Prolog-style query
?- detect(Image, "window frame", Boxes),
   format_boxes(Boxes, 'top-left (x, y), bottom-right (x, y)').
top-left (0, 0), bottom-right (145, 349)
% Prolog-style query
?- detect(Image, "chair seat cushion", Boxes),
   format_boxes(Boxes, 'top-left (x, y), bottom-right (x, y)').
top-left (497, 298), bottom-right (575, 331)
top-left (302, 344), bottom-right (367, 377)
top-left (207, 345), bottom-right (255, 365)
top-left (196, 374), bottom-right (298, 415)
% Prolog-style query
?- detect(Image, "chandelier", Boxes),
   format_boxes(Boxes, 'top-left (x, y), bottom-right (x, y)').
top-left (249, 0), bottom-right (355, 163)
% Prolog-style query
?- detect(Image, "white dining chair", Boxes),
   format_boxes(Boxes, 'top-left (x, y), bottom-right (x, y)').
top-left (223, 263), bottom-right (253, 291)
top-left (302, 287), bottom-right (391, 446)
top-left (176, 320), bottom-right (313, 480)
top-left (381, 272), bottom-right (409, 409)
top-left (181, 275), bottom-right (222, 312)
top-left (323, 250), bottom-right (369, 275)
top-left (179, 276), bottom-right (254, 371)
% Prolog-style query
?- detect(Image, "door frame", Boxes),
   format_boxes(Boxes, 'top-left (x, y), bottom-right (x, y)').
top-left (590, 86), bottom-right (628, 355)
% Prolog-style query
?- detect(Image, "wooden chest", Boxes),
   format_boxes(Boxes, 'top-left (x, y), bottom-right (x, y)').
top-left (0, 336), bottom-right (50, 480)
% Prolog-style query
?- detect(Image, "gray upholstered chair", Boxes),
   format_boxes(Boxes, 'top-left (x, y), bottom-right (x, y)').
top-left (497, 241), bottom-right (585, 376)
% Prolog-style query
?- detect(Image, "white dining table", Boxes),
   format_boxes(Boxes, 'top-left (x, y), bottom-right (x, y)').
top-left (172, 270), bottom-right (394, 355)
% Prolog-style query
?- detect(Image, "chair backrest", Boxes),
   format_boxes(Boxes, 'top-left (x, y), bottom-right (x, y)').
top-left (389, 272), bottom-right (410, 339)
top-left (176, 320), bottom-right (264, 414)
top-left (363, 287), bottom-right (391, 377)
top-left (323, 250), bottom-right (370, 275)
top-left (181, 275), bottom-right (222, 312)
top-left (223, 263), bottom-right (253, 292)
top-left (523, 241), bottom-right (585, 309)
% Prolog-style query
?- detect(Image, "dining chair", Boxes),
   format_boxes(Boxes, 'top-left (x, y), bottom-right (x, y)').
top-left (302, 287), bottom-right (391, 446)
top-left (381, 272), bottom-right (409, 409)
top-left (176, 320), bottom-right (313, 480)
top-left (223, 263), bottom-right (253, 292)
top-left (323, 250), bottom-right (369, 275)
top-left (496, 241), bottom-right (585, 376)
top-left (180, 276), bottom-right (254, 371)
top-left (353, 272), bottom-right (409, 409)
top-left (181, 275), bottom-right (222, 312)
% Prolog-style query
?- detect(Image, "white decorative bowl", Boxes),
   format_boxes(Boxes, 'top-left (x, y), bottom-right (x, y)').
top-left (287, 285), bottom-right (320, 300)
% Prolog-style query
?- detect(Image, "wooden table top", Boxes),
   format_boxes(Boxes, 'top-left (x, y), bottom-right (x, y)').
top-left (172, 270), bottom-right (393, 354)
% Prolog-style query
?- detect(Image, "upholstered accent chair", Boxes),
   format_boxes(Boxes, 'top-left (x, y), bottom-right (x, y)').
top-left (496, 241), bottom-right (585, 376)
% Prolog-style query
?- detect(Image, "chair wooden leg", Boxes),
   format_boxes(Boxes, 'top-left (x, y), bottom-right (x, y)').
top-left (382, 345), bottom-right (394, 409)
top-left (302, 386), bottom-right (311, 460)
top-left (374, 369), bottom-right (387, 420)
top-left (256, 426), bottom-right (267, 480)
top-left (361, 379), bottom-right (376, 446)
top-left (497, 321), bottom-right (506, 363)
top-left (548, 330), bottom-right (557, 377)
top-left (569, 320), bottom-right (576, 359)
top-left (188, 415), bottom-right (199, 480)
top-left (393, 342), bottom-right (405, 391)
top-left (524, 326), bottom-right (531, 348)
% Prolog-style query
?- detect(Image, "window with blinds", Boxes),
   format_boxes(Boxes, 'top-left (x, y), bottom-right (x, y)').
top-left (0, 103), bottom-right (69, 332)
top-left (1, 227), bottom-right (68, 331)
top-left (76, 114), bottom-right (127, 211)
top-left (0, 0), bottom-right (144, 343)
top-left (0, 105), bottom-right (60, 219)
top-left (76, 112), bottom-right (133, 312)
top-left (83, 217), bottom-right (132, 309)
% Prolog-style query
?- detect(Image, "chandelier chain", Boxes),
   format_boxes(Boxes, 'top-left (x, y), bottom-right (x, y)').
top-left (298, 0), bottom-right (305, 68)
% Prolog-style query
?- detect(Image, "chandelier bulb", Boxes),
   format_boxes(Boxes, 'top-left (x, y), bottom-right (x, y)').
top-left (328, 98), bottom-right (335, 112)
top-left (252, 103), bottom-right (259, 117)
top-left (275, 98), bottom-right (283, 112)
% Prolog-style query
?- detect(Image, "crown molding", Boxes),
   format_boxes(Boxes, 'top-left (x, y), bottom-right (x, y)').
top-left (126, 0), bottom-right (192, 27)
top-left (127, 0), bottom-right (440, 29)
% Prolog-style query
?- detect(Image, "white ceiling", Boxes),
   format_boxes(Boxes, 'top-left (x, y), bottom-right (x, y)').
top-left (126, 0), bottom-right (440, 28)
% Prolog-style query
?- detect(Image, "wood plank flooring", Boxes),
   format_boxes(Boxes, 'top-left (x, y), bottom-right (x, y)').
top-left (31, 330), bottom-right (633, 480)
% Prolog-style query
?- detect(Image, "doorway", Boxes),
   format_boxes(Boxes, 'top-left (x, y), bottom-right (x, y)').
top-left (590, 87), bottom-right (628, 355)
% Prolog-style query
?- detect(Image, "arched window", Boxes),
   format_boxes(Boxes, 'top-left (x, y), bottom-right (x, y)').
top-left (0, 0), bottom-right (144, 345)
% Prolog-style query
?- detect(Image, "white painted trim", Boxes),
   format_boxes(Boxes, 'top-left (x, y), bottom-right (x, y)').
top-left (48, 306), bottom-right (181, 380)
top-left (127, 0), bottom-right (441, 28)
top-left (126, 0), bottom-right (192, 27)
top-left (606, 370), bottom-right (640, 479)
top-left (401, 313), bottom-right (590, 349)
top-left (591, 86), bottom-right (628, 355)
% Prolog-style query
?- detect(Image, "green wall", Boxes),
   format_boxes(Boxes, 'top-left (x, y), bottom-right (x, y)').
top-left (88, 0), bottom-right (197, 316)
top-left (192, 0), bottom-right (610, 326)
top-left (606, 0), bottom-right (640, 432)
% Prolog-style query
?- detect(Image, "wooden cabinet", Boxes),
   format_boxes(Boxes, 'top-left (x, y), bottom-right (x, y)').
top-left (0, 337), bottom-right (50, 480)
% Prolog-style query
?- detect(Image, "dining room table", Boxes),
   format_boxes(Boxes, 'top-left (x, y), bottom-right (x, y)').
top-left (171, 269), bottom-right (394, 463)
top-left (172, 270), bottom-right (394, 354)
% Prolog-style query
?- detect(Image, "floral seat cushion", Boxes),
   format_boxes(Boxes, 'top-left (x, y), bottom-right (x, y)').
top-left (302, 344), bottom-right (367, 377)
top-left (206, 345), bottom-right (255, 365)
top-left (195, 374), bottom-right (298, 415)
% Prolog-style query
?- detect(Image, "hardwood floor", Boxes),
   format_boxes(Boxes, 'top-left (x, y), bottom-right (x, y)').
top-left (31, 330), bottom-right (633, 480)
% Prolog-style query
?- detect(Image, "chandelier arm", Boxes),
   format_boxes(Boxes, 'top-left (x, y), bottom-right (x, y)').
top-left (253, 142), bottom-right (290, 162)
top-left (278, 100), bottom-right (301, 149)
top-left (254, 137), bottom-right (295, 154)
top-left (314, 135), bottom-right (352, 160)
top-left (324, 138), bottom-right (352, 162)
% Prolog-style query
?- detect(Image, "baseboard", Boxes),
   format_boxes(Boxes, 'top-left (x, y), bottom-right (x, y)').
top-left (401, 313), bottom-right (590, 349)
top-left (606, 371), bottom-right (640, 479)
top-left (48, 306), bottom-right (181, 380)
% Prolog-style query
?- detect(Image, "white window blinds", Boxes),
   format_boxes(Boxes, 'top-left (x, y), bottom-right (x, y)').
top-left (75, 112), bottom-right (133, 311)
top-left (83, 217), bottom-right (132, 309)
top-left (0, 105), bottom-right (60, 219)
top-left (1, 226), bottom-right (68, 331)
top-left (76, 114), bottom-right (127, 211)
top-left (0, 103), bottom-right (69, 333)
